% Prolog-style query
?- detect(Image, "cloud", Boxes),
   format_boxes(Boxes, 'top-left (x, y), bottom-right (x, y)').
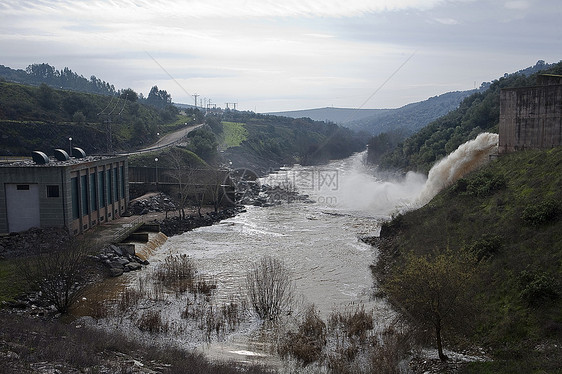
top-left (504, 1), bottom-right (530, 10)
top-left (1, 0), bottom-right (447, 20)
top-left (433, 18), bottom-right (459, 25)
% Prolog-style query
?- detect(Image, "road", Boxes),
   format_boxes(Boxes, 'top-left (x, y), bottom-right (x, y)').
top-left (120, 123), bottom-right (204, 155)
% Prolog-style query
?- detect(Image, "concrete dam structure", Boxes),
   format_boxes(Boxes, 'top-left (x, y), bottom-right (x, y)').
top-left (499, 74), bottom-right (562, 153)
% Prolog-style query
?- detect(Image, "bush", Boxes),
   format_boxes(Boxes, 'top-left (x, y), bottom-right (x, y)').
top-left (454, 171), bottom-right (506, 197)
top-left (153, 254), bottom-right (196, 294)
top-left (136, 310), bottom-right (169, 333)
top-left (329, 305), bottom-right (374, 344)
top-left (19, 239), bottom-right (92, 314)
top-left (279, 305), bottom-right (326, 366)
top-left (521, 199), bottom-right (560, 226)
top-left (468, 234), bottom-right (503, 260)
top-left (245, 256), bottom-right (295, 321)
top-left (519, 270), bottom-right (559, 306)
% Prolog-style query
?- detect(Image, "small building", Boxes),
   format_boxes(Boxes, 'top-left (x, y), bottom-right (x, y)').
top-left (0, 149), bottom-right (128, 235)
top-left (499, 74), bottom-right (562, 153)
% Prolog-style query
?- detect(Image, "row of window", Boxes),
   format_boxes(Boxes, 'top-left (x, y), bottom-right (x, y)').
top-left (71, 166), bottom-right (125, 220)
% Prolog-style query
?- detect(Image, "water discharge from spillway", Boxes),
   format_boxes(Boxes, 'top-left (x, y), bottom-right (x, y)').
top-left (295, 132), bottom-right (499, 215)
top-left (415, 132), bottom-right (499, 207)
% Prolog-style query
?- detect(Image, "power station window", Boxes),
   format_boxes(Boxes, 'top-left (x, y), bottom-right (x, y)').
top-left (17, 185), bottom-right (30, 190)
top-left (47, 185), bottom-right (60, 198)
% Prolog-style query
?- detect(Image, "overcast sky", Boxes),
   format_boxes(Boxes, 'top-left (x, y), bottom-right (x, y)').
top-left (0, 0), bottom-right (560, 112)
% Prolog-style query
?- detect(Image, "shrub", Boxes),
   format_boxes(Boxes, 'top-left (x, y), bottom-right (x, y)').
top-left (521, 199), bottom-right (560, 226)
top-left (153, 254), bottom-right (196, 294)
top-left (454, 171), bottom-right (506, 197)
top-left (468, 234), bottom-right (503, 260)
top-left (519, 270), bottom-right (559, 306)
top-left (329, 305), bottom-right (374, 344)
top-left (279, 305), bottom-right (326, 366)
top-left (245, 256), bottom-right (295, 320)
top-left (136, 310), bottom-right (169, 333)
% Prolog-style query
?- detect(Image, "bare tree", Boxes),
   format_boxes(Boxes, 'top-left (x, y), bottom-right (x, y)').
top-left (245, 255), bottom-right (295, 321)
top-left (201, 168), bottom-right (229, 213)
top-left (20, 238), bottom-right (93, 314)
top-left (166, 148), bottom-right (199, 219)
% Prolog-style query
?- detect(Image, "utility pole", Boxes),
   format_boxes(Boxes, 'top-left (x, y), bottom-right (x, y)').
top-left (193, 93), bottom-right (199, 108)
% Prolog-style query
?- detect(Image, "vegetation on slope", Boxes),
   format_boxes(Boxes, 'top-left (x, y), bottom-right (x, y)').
top-left (221, 111), bottom-right (366, 173)
top-left (371, 60), bottom-right (562, 173)
top-left (0, 81), bottom-right (198, 155)
top-left (374, 147), bottom-right (562, 372)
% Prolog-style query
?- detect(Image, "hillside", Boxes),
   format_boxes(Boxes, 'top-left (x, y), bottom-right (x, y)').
top-left (268, 107), bottom-right (390, 125)
top-left (268, 90), bottom-right (475, 136)
top-left (374, 147), bottom-right (562, 372)
top-left (0, 63), bottom-right (117, 96)
top-left (0, 81), bottom-right (197, 156)
top-left (220, 111), bottom-right (366, 174)
top-left (375, 60), bottom-right (562, 173)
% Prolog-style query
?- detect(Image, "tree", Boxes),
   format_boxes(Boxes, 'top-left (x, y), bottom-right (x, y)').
top-left (187, 128), bottom-right (218, 163)
top-left (120, 88), bottom-right (138, 102)
top-left (146, 85), bottom-right (172, 109)
top-left (19, 238), bottom-right (93, 314)
top-left (37, 83), bottom-right (57, 110)
top-left (201, 168), bottom-right (229, 212)
top-left (245, 256), bottom-right (295, 321)
top-left (384, 249), bottom-right (477, 361)
top-left (205, 114), bottom-right (223, 134)
top-left (166, 148), bottom-right (199, 218)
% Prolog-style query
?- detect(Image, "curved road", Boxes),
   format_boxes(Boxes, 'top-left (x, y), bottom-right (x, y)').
top-left (120, 123), bottom-right (204, 155)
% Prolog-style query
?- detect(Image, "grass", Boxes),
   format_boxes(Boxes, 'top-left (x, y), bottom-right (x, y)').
top-left (221, 122), bottom-right (248, 148)
top-left (374, 147), bottom-right (562, 373)
top-left (0, 258), bottom-right (28, 303)
top-left (0, 311), bottom-right (272, 374)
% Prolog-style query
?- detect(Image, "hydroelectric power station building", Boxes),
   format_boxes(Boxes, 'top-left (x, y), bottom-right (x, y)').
top-left (0, 149), bottom-right (128, 235)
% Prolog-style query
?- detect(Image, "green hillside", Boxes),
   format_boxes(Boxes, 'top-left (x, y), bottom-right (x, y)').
top-left (374, 148), bottom-right (562, 372)
top-left (221, 111), bottom-right (366, 173)
top-left (0, 81), bottom-right (196, 155)
top-left (374, 60), bottom-right (562, 173)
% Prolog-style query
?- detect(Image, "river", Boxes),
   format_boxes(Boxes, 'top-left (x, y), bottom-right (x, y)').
top-left (80, 134), bottom-right (499, 369)
top-left (119, 152), bottom-right (426, 364)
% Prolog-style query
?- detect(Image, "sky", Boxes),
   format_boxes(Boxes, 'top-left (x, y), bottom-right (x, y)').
top-left (0, 0), bottom-right (561, 113)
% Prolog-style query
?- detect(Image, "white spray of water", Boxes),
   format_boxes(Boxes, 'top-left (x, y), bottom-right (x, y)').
top-left (415, 132), bottom-right (499, 206)
top-left (266, 132), bottom-right (498, 217)
top-left (330, 132), bottom-right (498, 215)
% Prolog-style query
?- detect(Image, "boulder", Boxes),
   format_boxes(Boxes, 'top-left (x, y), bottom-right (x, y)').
top-left (126, 262), bottom-right (142, 271)
top-left (109, 267), bottom-right (123, 277)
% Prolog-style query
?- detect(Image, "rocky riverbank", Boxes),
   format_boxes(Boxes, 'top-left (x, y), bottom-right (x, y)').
top-left (155, 207), bottom-right (245, 237)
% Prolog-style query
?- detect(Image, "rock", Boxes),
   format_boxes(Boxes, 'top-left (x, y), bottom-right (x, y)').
top-left (110, 244), bottom-right (123, 256)
top-left (133, 255), bottom-right (149, 265)
top-left (115, 258), bottom-right (130, 266)
top-left (119, 243), bottom-right (136, 256)
top-left (109, 267), bottom-right (123, 277)
top-left (126, 262), bottom-right (142, 271)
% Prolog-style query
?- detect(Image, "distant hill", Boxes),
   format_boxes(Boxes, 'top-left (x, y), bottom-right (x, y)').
top-left (268, 107), bottom-right (390, 125)
top-left (269, 90), bottom-right (476, 136)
